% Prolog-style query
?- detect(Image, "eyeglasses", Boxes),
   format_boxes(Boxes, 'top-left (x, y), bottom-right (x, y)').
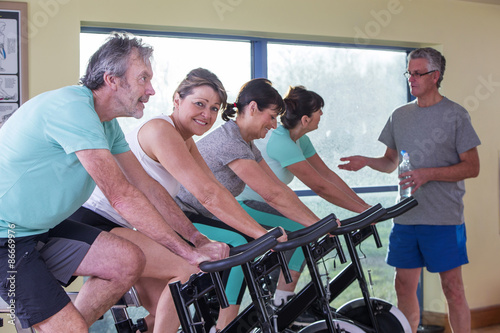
top-left (403, 70), bottom-right (437, 79)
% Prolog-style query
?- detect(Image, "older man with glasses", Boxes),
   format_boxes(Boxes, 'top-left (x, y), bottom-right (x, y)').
top-left (339, 47), bottom-right (480, 333)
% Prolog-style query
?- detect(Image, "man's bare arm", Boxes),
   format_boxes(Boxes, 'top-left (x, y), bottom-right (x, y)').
top-left (76, 149), bottom-right (227, 265)
top-left (114, 150), bottom-right (211, 247)
top-left (339, 147), bottom-right (399, 174)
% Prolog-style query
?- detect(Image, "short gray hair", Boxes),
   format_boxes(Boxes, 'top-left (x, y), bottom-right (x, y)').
top-left (408, 47), bottom-right (446, 88)
top-left (80, 32), bottom-right (154, 90)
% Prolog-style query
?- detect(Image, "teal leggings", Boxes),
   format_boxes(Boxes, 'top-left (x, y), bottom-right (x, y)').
top-left (193, 223), bottom-right (248, 305)
top-left (238, 201), bottom-right (305, 272)
top-left (192, 201), bottom-right (306, 304)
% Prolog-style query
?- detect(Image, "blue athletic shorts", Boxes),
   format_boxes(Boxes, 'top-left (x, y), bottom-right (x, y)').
top-left (386, 223), bottom-right (468, 273)
top-left (0, 220), bottom-right (102, 328)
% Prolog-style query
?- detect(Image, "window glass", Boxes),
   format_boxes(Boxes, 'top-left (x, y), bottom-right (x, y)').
top-left (268, 43), bottom-right (408, 189)
top-left (80, 33), bottom-right (251, 136)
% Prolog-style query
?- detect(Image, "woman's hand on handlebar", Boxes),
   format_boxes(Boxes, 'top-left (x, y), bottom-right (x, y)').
top-left (327, 218), bottom-right (341, 237)
top-left (276, 226), bottom-right (288, 243)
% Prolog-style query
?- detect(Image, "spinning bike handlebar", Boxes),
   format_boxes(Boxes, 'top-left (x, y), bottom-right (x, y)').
top-left (273, 204), bottom-right (386, 252)
top-left (228, 226), bottom-right (284, 256)
top-left (330, 203), bottom-right (387, 235)
top-left (337, 203), bottom-right (383, 228)
top-left (282, 212), bottom-right (339, 240)
top-left (273, 213), bottom-right (338, 252)
top-left (199, 227), bottom-right (283, 273)
top-left (378, 196), bottom-right (418, 221)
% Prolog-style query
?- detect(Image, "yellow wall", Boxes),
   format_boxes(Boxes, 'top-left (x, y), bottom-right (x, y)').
top-left (2, 0), bottom-right (500, 329)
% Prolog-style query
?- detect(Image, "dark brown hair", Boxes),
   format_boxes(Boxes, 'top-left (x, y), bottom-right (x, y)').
top-left (222, 78), bottom-right (285, 121)
top-left (281, 86), bottom-right (324, 129)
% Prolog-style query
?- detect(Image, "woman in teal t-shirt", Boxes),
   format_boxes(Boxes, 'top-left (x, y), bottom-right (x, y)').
top-left (237, 86), bottom-right (371, 310)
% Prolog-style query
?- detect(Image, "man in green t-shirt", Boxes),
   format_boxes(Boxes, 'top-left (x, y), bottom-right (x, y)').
top-left (0, 32), bottom-right (228, 332)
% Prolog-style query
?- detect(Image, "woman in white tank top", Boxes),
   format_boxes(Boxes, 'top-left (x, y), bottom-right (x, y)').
top-left (80, 68), bottom-right (280, 333)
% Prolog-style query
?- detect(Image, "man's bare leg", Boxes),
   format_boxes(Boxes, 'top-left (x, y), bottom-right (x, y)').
top-left (33, 302), bottom-right (88, 333)
top-left (394, 267), bottom-right (422, 333)
top-left (440, 267), bottom-right (470, 333)
top-left (111, 227), bottom-right (198, 333)
top-left (73, 231), bottom-right (146, 326)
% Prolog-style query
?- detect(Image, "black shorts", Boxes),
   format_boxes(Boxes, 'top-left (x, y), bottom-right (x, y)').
top-left (69, 206), bottom-right (121, 232)
top-left (0, 220), bottom-right (102, 328)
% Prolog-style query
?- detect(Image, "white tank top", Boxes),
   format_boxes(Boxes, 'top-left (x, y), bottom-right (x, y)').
top-left (83, 115), bottom-right (181, 229)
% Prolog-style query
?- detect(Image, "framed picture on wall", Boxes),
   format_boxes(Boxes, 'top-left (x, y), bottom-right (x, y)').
top-left (0, 1), bottom-right (28, 128)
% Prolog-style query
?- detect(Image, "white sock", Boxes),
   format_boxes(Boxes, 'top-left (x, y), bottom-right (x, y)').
top-left (272, 289), bottom-right (295, 307)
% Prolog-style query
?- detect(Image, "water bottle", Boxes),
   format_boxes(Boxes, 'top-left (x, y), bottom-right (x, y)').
top-left (398, 150), bottom-right (412, 200)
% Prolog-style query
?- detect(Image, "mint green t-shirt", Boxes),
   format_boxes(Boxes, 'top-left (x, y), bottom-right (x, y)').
top-left (0, 86), bottom-right (130, 237)
top-left (237, 125), bottom-right (316, 202)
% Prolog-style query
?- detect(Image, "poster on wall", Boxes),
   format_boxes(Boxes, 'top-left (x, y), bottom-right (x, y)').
top-left (0, 2), bottom-right (27, 128)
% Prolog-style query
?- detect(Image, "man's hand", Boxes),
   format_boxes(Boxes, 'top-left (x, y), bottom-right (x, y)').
top-left (399, 168), bottom-right (429, 193)
top-left (399, 148), bottom-right (480, 194)
top-left (338, 156), bottom-right (367, 171)
top-left (189, 240), bottom-right (230, 267)
top-left (339, 149), bottom-right (398, 174)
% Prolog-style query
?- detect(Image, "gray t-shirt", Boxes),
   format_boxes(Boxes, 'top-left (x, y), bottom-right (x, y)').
top-left (379, 97), bottom-right (481, 226)
top-left (175, 120), bottom-right (263, 219)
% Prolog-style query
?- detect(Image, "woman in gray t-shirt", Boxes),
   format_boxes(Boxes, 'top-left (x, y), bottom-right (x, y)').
top-left (176, 78), bottom-right (322, 331)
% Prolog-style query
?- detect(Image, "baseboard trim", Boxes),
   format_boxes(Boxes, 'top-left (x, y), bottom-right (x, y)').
top-left (471, 304), bottom-right (500, 328)
top-left (421, 311), bottom-right (449, 332)
top-left (422, 304), bottom-right (500, 331)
